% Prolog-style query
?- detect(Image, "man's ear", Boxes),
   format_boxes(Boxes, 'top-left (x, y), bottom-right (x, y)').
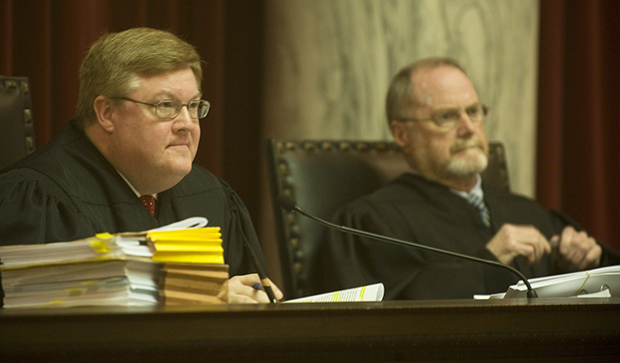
top-left (93, 96), bottom-right (116, 133)
top-left (390, 120), bottom-right (410, 149)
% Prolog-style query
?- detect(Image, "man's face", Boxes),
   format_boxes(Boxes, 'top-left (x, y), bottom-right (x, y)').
top-left (110, 66), bottom-right (201, 193)
top-left (395, 66), bottom-right (489, 183)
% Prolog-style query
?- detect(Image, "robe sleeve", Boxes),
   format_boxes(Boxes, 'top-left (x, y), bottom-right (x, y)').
top-left (324, 200), bottom-right (516, 300)
top-left (0, 170), bottom-right (95, 245)
top-left (217, 179), bottom-right (266, 278)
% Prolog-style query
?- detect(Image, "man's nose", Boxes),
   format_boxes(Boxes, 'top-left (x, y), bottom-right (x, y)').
top-left (173, 106), bottom-right (196, 131)
top-left (456, 112), bottom-right (477, 136)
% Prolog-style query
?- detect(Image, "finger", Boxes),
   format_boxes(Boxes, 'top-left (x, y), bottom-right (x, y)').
top-left (518, 234), bottom-right (548, 264)
top-left (536, 230), bottom-right (551, 256)
top-left (577, 242), bottom-right (602, 270)
top-left (488, 224), bottom-right (546, 265)
top-left (235, 273), bottom-right (261, 287)
top-left (250, 290), bottom-right (272, 303)
top-left (566, 247), bottom-right (588, 272)
top-left (229, 275), bottom-right (260, 296)
top-left (541, 234), bottom-right (552, 254)
top-left (557, 229), bottom-right (594, 271)
top-left (267, 278), bottom-right (284, 300)
top-left (517, 226), bottom-right (551, 257)
top-left (559, 226), bottom-right (576, 256)
top-left (532, 233), bottom-right (549, 260)
top-left (235, 274), bottom-right (283, 301)
top-left (515, 242), bottom-right (537, 266)
top-left (550, 235), bottom-right (560, 251)
top-left (247, 278), bottom-right (281, 302)
top-left (229, 281), bottom-right (271, 304)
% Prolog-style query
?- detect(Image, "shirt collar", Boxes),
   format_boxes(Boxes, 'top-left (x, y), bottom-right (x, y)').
top-left (116, 171), bottom-right (158, 199)
top-left (450, 174), bottom-right (483, 199)
top-left (407, 168), bottom-right (483, 199)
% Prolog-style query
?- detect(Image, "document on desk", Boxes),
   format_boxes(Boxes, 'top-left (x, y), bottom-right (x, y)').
top-left (474, 265), bottom-right (620, 299)
top-left (0, 260), bottom-right (160, 308)
top-left (284, 283), bottom-right (384, 303)
top-left (0, 218), bottom-right (229, 308)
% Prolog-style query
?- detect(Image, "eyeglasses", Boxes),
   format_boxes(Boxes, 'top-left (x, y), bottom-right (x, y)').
top-left (117, 97), bottom-right (211, 120)
top-left (396, 104), bottom-right (489, 129)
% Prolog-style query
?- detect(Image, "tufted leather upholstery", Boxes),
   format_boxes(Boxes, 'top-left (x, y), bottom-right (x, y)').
top-left (0, 76), bottom-right (36, 170)
top-left (267, 139), bottom-right (509, 298)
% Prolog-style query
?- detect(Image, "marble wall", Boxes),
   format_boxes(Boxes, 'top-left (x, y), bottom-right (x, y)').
top-left (262, 0), bottom-right (540, 197)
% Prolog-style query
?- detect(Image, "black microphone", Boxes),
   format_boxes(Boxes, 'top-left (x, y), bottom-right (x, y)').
top-left (276, 194), bottom-right (538, 299)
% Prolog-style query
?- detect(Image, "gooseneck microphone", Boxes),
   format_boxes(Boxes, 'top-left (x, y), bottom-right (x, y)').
top-left (276, 194), bottom-right (538, 299)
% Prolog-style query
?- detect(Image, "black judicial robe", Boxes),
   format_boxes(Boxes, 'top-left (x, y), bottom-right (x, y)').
top-left (0, 120), bottom-right (263, 277)
top-left (325, 173), bottom-right (620, 300)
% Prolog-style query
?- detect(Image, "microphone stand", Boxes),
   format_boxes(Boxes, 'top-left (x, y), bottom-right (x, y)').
top-left (278, 194), bottom-right (537, 299)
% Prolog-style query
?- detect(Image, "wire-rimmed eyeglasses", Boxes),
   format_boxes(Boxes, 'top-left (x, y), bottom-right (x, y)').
top-left (395, 104), bottom-right (489, 129)
top-left (117, 97), bottom-right (211, 120)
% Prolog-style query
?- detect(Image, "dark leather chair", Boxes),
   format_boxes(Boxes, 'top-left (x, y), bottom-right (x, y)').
top-left (267, 139), bottom-right (509, 298)
top-left (0, 76), bottom-right (36, 170)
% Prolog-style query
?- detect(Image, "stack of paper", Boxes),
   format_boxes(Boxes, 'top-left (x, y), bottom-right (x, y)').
top-left (504, 265), bottom-right (620, 298)
top-left (474, 265), bottom-right (620, 299)
top-left (0, 218), bottom-right (229, 308)
top-left (0, 260), bottom-right (159, 308)
top-left (0, 236), bottom-right (123, 268)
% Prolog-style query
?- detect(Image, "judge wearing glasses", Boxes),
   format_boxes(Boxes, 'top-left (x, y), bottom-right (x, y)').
top-left (0, 28), bottom-right (282, 303)
top-left (325, 57), bottom-right (619, 300)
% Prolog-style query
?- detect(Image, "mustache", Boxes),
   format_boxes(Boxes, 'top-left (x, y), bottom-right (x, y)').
top-left (450, 138), bottom-right (485, 154)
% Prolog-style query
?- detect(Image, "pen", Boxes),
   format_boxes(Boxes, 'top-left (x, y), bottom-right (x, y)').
top-left (251, 278), bottom-right (277, 303)
top-left (240, 226), bottom-right (278, 304)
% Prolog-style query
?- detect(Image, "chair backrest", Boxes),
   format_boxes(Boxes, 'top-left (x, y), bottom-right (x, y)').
top-left (0, 76), bottom-right (36, 170)
top-left (266, 139), bottom-right (509, 298)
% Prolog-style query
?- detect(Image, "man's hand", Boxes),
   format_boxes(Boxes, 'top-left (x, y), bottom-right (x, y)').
top-left (228, 273), bottom-right (284, 304)
top-left (552, 226), bottom-right (601, 272)
top-left (486, 224), bottom-right (551, 266)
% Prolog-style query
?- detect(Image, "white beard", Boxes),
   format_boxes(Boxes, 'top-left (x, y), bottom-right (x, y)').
top-left (444, 147), bottom-right (488, 178)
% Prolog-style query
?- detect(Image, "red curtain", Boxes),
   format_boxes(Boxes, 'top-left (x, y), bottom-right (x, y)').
top-left (538, 0), bottom-right (620, 250)
top-left (0, 0), bottom-right (264, 222)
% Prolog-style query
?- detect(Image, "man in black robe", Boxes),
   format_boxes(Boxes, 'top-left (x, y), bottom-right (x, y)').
top-left (0, 28), bottom-right (282, 303)
top-left (326, 57), bottom-right (619, 300)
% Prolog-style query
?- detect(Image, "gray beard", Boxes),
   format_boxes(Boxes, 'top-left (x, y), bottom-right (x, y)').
top-left (443, 150), bottom-right (488, 178)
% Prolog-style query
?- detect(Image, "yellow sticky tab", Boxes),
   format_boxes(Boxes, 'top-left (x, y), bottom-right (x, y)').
top-left (89, 240), bottom-right (110, 254)
top-left (96, 233), bottom-right (114, 240)
top-left (67, 288), bottom-right (82, 296)
top-left (152, 252), bottom-right (224, 264)
top-left (147, 227), bottom-right (221, 241)
top-left (154, 243), bottom-right (223, 252)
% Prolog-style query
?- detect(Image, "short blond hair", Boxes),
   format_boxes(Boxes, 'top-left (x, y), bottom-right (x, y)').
top-left (75, 28), bottom-right (202, 129)
top-left (385, 57), bottom-right (466, 125)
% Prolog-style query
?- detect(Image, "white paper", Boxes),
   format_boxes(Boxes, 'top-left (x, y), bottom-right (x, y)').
top-left (480, 265), bottom-right (620, 299)
top-left (284, 283), bottom-right (384, 303)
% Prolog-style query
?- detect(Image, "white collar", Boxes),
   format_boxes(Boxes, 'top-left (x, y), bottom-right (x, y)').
top-left (116, 171), bottom-right (158, 199)
top-left (451, 174), bottom-right (483, 200)
top-left (407, 169), bottom-right (483, 199)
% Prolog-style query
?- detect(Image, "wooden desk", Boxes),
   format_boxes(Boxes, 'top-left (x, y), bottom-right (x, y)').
top-left (1, 298), bottom-right (619, 362)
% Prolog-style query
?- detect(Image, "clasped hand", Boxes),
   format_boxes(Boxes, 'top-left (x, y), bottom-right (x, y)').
top-left (486, 224), bottom-right (601, 272)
